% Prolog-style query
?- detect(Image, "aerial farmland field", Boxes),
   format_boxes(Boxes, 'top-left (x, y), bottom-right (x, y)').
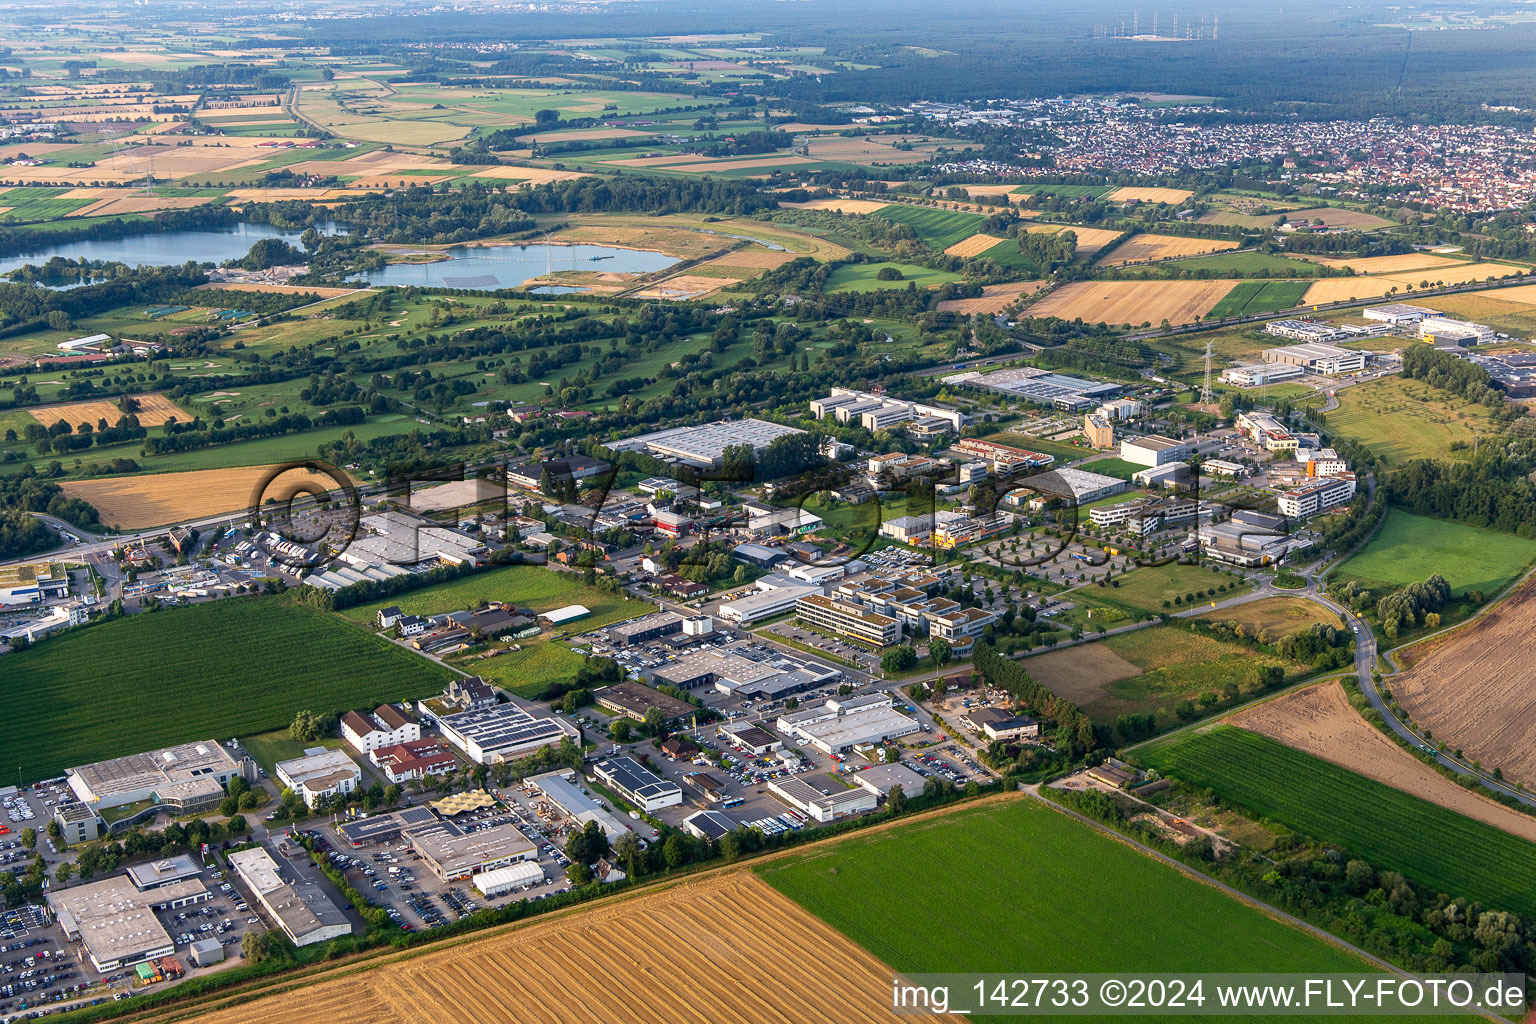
top-left (0, 598), bottom-right (453, 782)
top-left (759, 797), bottom-right (1385, 984)
top-left (870, 204), bottom-right (986, 249)
top-left (1333, 509), bottom-right (1536, 596)
top-left (1139, 725), bottom-right (1536, 920)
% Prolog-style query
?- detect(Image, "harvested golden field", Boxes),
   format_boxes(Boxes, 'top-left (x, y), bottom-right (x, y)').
top-left (800, 136), bottom-right (939, 165)
top-left (706, 250), bottom-right (799, 270)
top-left (0, 145), bottom-right (268, 184)
top-left (184, 871), bottom-right (920, 1024)
top-left (1023, 223), bottom-right (1124, 254)
top-left (936, 279), bottom-right (1045, 313)
top-left (1299, 277), bottom-right (1397, 304)
top-left (29, 393), bottom-right (187, 430)
top-left (635, 273), bottom-right (740, 299)
top-left (944, 233), bottom-right (1009, 258)
top-left (1230, 681), bottom-right (1536, 843)
top-left (1282, 207), bottom-right (1394, 229)
top-left (71, 195), bottom-right (213, 217)
top-left (224, 187), bottom-right (368, 202)
top-left (661, 155), bottom-right (819, 173)
top-left (1019, 643), bottom-right (1142, 705)
top-left (1303, 253), bottom-right (1464, 275)
top-left (1097, 233), bottom-right (1239, 267)
top-left (61, 465), bottom-right (348, 529)
top-left (599, 154), bottom-right (702, 168)
top-left (1394, 577), bottom-right (1536, 789)
top-left (1461, 282), bottom-right (1536, 306)
top-left (778, 197), bottom-right (893, 215)
top-left (1026, 279), bottom-right (1237, 326)
top-left (1195, 597), bottom-right (1341, 638)
top-left (1302, 262), bottom-right (1529, 304)
top-left (466, 165), bottom-right (591, 183)
top-left (1108, 186), bottom-right (1194, 204)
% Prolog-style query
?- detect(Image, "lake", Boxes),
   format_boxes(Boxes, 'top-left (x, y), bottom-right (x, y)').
top-left (346, 242), bottom-right (678, 291)
top-left (0, 226), bottom-right (679, 293)
top-left (0, 222), bottom-right (328, 277)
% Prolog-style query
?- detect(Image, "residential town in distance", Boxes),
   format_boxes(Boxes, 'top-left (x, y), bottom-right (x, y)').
top-left (3, 0), bottom-right (1536, 1021)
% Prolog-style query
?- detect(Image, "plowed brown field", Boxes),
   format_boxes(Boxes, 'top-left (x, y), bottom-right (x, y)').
top-left (1231, 681), bottom-right (1536, 842)
top-left (61, 464), bottom-right (348, 528)
top-left (1019, 643), bottom-right (1142, 704)
top-left (1394, 577), bottom-right (1536, 788)
top-left (185, 872), bottom-right (929, 1024)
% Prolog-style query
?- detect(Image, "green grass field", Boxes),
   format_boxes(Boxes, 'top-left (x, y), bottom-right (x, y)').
top-left (1326, 376), bottom-right (1496, 464)
top-left (1140, 726), bottom-right (1536, 920)
top-left (2, 599), bottom-right (453, 782)
top-left (978, 238), bottom-right (1039, 271)
top-left (241, 730), bottom-right (348, 776)
top-left (1207, 280), bottom-right (1312, 317)
top-left (461, 642), bottom-right (590, 699)
top-left (1078, 457), bottom-right (1145, 480)
top-left (1333, 509), bottom-right (1536, 596)
top-left (339, 564), bottom-right (648, 628)
top-left (1166, 252), bottom-right (1321, 276)
top-left (1088, 626), bottom-right (1304, 718)
top-left (824, 262), bottom-right (963, 292)
top-left (758, 797), bottom-right (1382, 987)
top-left (871, 204), bottom-right (987, 249)
top-left (1087, 562), bottom-right (1241, 613)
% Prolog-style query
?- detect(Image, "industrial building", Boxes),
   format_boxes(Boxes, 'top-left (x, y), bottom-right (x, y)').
top-left (768, 778), bottom-right (878, 822)
top-left (1019, 466), bottom-right (1126, 504)
top-left (946, 366), bottom-right (1121, 410)
top-left (932, 511), bottom-right (1015, 548)
top-left (732, 543), bottom-right (788, 570)
top-left (592, 757), bottom-right (683, 811)
top-left (1418, 316), bottom-right (1495, 346)
top-left (526, 770), bottom-right (632, 841)
top-left (433, 699), bottom-right (578, 764)
top-left (472, 861), bottom-right (545, 897)
top-left (1097, 399), bottom-right (1144, 421)
top-left (605, 611), bottom-right (685, 647)
top-left (776, 695), bottom-right (921, 754)
top-left (0, 561), bottom-right (69, 606)
top-left (403, 818), bottom-right (538, 881)
top-left (811, 388), bottom-right (967, 432)
top-left (226, 847), bottom-right (352, 947)
top-left (1119, 434), bottom-right (1188, 468)
top-left (1261, 342), bottom-right (1367, 375)
top-left (48, 875), bottom-right (211, 972)
top-left (67, 740), bottom-right (255, 814)
top-left (340, 511), bottom-right (486, 568)
top-left (337, 806), bottom-right (439, 847)
top-left (1263, 319), bottom-right (1350, 343)
top-left (274, 749), bottom-right (363, 809)
top-left (593, 681), bottom-right (698, 724)
top-left (1363, 303), bottom-right (1441, 324)
top-left (682, 809), bottom-right (738, 842)
top-left (1198, 510), bottom-right (1299, 567)
top-left (717, 580), bottom-right (823, 625)
top-left (126, 854), bottom-right (203, 891)
top-left (606, 418), bottom-right (806, 470)
top-left (1220, 362), bottom-right (1305, 387)
top-left (505, 455), bottom-right (610, 492)
top-left (953, 437), bottom-right (1056, 475)
top-left (851, 763), bottom-right (926, 798)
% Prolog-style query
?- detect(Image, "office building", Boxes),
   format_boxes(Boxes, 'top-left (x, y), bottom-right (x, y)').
top-left (1220, 362), bottom-right (1305, 387)
top-left (432, 698), bottom-right (579, 764)
top-left (1084, 413), bottom-right (1114, 449)
top-left (768, 778), bottom-right (877, 822)
top-left (796, 593), bottom-right (904, 647)
top-left (49, 875), bottom-right (211, 972)
top-left (66, 741), bottom-right (254, 814)
top-left (1278, 475), bottom-right (1358, 519)
top-left (810, 388), bottom-right (966, 431)
top-left (953, 438), bottom-right (1055, 475)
